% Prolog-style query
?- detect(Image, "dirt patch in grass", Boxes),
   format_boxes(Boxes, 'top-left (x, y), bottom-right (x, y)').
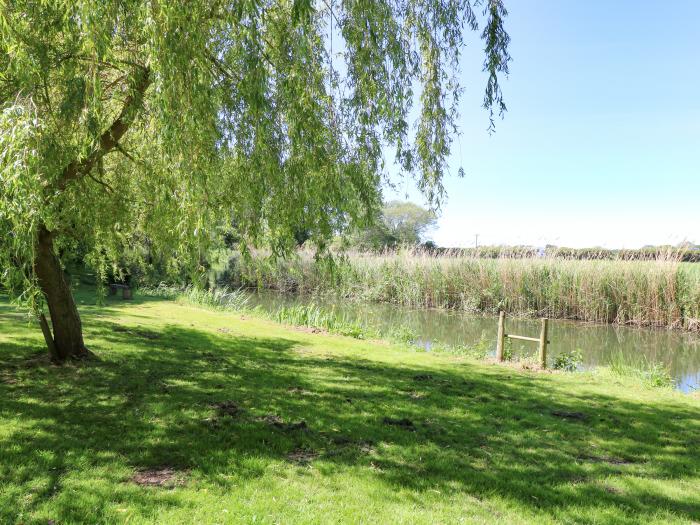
top-left (568, 476), bottom-right (589, 485)
top-left (217, 327), bottom-right (232, 334)
top-left (287, 386), bottom-right (313, 395)
top-left (5, 350), bottom-right (99, 370)
top-left (551, 410), bottom-right (589, 422)
top-left (131, 467), bottom-right (186, 487)
top-left (329, 435), bottom-right (376, 454)
top-left (577, 453), bottom-right (636, 465)
top-left (10, 352), bottom-right (54, 369)
top-left (603, 485), bottom-right (624, 495)
top-left (259, 414), bottom-right (283, 425)
top-left (212, 400), bottom-right (241, 417)
top-left (412, 374), bottom-right (434, 382)
top-left (258, 414), bottom-right (309, 432)
top-left (287, 448), bottom-right (319, 464)
top-left (113, 325), bottom-right (161, 340)
top-left (407, 390), bottom-right (427, 399)
top-left (382, 417), bottom-right (416, 431)
top-left (199, 352), bottom-right (226, 364)
top-left (358, 441), bottom-right (376, 454)
top-left (329, 435), bottom-right (354, 446)
top-left (0, 372), bottom-right (19, 385)
top-left (293, 326), bottom-right (327, 335)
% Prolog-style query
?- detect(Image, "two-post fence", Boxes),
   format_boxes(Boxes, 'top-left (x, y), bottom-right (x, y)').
top-left (496, 311), bottom-right (549, 368)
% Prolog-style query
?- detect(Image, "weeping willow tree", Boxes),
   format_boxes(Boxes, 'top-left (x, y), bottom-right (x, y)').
top-left (0, 0), bottom-right (510, 362)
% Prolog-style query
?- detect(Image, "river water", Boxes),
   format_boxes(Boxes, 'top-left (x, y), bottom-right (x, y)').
top-left (243, 291), bottom-right (700, 393)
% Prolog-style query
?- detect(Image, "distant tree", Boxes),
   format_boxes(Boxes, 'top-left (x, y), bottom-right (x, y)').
top-left (420, 240), bottom-right (438, 251)
top-left (0, 1), bottom-right (510, 361)
top-left (293, 228), bottom-right (313, 247)
top-left (383, 201), bottom-right (438, 246)
top-left (350, 201), bottom-right (437, 249)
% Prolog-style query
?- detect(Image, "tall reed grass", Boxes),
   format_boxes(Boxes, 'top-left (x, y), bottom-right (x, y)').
top-left (139, 284), bottom-right (250, 311)
top-left (271, 304), bottom-right (366, 338)
top-left (226, 249), bottom-right (700, 330)
top-left (608, 351), bottom-right (675, 388)
top-left (269, 303), bottom-right (494, 358)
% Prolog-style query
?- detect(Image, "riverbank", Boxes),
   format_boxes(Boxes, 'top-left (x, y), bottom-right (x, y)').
top-left (185, 286), bottom-right (698, 391)
top-left (2, 290), bottom-right (698, 524)
top-left (226, 250), bottom-right (700, 331)
top-left (205, 288), bottom-right (700, 392)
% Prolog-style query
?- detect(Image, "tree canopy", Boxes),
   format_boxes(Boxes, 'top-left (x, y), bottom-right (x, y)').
top-left (0, 0), bottom-right (510, 360)
top-left (349, 200), bottom-right (437, 249)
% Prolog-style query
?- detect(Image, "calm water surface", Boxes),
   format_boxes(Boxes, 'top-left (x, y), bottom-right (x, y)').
top-left (244, 291), bottom-right (700, 393)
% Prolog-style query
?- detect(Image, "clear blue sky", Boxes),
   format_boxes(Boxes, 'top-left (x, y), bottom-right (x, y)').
top-left (388, 0), bottom-right (700, 248)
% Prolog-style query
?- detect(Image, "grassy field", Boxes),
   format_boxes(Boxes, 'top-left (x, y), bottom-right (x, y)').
top-left (1, 290), bottom-right (699, 524)
top-left (228, 250), bottom-right (700, 330)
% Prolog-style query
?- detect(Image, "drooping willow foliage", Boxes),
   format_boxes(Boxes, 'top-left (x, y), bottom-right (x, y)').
top-left (0, 0), bottom-right (510, 309)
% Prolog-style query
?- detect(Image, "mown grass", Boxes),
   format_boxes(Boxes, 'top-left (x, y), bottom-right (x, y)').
top-left (1, 289), bottom-right (699, 524)
top-left (228, 250), bottom-right (700, 330)
top-left (146, 285), bottom-right (679, 385)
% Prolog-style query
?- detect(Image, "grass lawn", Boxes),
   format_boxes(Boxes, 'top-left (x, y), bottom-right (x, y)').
top-left (1, 290), bottom-right (699, 524)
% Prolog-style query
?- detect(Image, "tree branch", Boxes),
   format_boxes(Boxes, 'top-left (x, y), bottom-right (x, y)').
top-left (206, 52), bottom-right (242, 84)
top-left (56, 66), bottom-right (151, 192)
top-left (113, 141), bottom-right (139, 165)
top-left (38, 313), bottom-right (59, 362)
top-left (86, 171), bottom-right (115, 193)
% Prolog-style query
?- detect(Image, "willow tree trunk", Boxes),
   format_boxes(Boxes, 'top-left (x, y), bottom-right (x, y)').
top-left (34, 225), bottom-right (87, 362)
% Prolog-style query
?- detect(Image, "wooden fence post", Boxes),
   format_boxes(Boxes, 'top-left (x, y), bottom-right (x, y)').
top-left (538, 318), bottom-right (549, 369)
top-left (496, 311), bottom-right (505, 362)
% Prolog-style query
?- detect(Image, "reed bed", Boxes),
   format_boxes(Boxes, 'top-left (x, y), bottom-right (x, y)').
top-left (226, 249), bottom-right (700, 330)
top-left (139, 284), bottom-right (251, 311)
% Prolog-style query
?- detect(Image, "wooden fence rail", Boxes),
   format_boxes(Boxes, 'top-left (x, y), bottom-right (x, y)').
top-left (496, 311), bottom-right (549, 368)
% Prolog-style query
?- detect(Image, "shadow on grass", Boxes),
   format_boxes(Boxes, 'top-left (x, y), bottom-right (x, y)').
top-left (0, 303), bottom-right (699, 523)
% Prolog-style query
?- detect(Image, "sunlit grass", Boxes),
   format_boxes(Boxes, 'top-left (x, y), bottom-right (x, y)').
top-left (145, 285), bottom-right (685, 378)
top-left (1, 290), bottom-right (698, 524)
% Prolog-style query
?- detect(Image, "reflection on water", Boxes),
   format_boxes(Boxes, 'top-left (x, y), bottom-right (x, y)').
top-left (244, 291), bottom-right (700, 393)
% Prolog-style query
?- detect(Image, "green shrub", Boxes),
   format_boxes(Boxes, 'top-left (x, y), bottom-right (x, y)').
top-left (501, 338), bottom-right (514, 361)
top-left (388, 325), bottom-right (419, 345)
top-left (552, 349), bottom-right (583, 372)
